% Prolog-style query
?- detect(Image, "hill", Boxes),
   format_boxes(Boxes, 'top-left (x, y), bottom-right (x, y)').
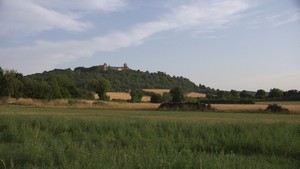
top-left (22, 65), bottom-right (212, 99)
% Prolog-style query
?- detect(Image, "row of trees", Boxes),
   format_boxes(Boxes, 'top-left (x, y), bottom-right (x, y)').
top-left (130, 87), bottom-right (184, 103)
top-left (0, 67), bottom-right (95, 100)
top-left (1, 67), bottom-right (299, 102)
top-left (62, 66), bottom-right (200, 92)
top-left (206, 88), bottom-right (300, 101)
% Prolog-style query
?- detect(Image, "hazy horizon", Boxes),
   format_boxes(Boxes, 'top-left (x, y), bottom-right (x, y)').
top-left (1, 0), bottom-right (299, 91)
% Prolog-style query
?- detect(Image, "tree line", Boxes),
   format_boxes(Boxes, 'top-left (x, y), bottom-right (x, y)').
top-left (1, 66), bottom-right (299, 102)
top-left (206, 88), bottom-right (300, 101)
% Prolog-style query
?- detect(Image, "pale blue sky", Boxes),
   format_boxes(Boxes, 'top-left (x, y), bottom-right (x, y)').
top-left (0, 0), bottom-right (299, 91)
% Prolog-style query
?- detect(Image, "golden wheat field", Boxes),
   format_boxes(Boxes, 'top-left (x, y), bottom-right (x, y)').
top-left (99, 89), bottom-right (206, 101)
top-left (106, 92), bottom-right (150, 102)
top-left (143, 89), bottom-right (170, 95)
top-left (213, 104), bottom-right (300, 113)
top-left (186, 92), bottom-right (206, 98)
top-left (143, 89), bottom-right (206, 98)
top-left (0, 97), bottom-right (158, 109)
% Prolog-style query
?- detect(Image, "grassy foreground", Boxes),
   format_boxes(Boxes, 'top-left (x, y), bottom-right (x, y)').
top-left (0, 106), bottom-right (300, 169)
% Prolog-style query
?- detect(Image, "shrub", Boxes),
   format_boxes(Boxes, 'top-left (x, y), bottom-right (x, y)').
top-left (130, 89), bottom-right (143, 103)
top-left (150, 94), bottom-right (162, 103)
top-left (265, 104), bottom-right (289, 113)
top-left (158, 102), bottom-right (216, 111)
top-left (170, 87), bottom-right (185, 103)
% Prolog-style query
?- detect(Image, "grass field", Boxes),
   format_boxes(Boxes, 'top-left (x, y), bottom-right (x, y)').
top-left (0, 105), bottom-right (300, 168)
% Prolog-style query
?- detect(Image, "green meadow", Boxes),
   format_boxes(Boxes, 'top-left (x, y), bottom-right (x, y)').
top-left (0, 105), bottom-right (299, 169)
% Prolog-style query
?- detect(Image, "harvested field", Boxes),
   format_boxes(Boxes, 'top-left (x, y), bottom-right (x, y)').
top-left (0, 97), bottom-right (158, 109)
top-left (143, 89), bottom-right (206, 98)
top-left (143, 89), bottom-right (170, 95)
top-left (213, 104), bottom-right (300, 113)
top-left (186, 92), bottom-right (206, 98)
top-left (106, 92), bottom-right (150, 102)
top-left (107, 92), bottom-right (131, 100)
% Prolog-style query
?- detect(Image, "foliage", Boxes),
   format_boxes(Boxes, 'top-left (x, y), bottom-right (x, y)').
top-left (283, 90), bottom-right (300, 100)
top-left (150, 93), bottom-right (162, 103)
top-left (22, 75), bottom-right (81, 100)
top-left (230, 90), bottom-right (240, 98)
top-left (92, 78), bottom-right (111, 101)
top-left (162, 92), bottom-right (172, 103)
top-left (170, 87), bottom-right (185, 103)
top-left (269, 88), bottom-right (284, 99)
top-left (34, 67), bottom-right (202, 92)
top-left (255, 89), bottom-right (266, 99)
top-left (130, 89), bottom-right (143, 103)
top-left (265, 104), bottom-right (289, 113)
top-left (240, 90), bottom-right (253, 98)
top-left (0, 69), bottom-right (23, 98)
top-left (158, 102), bottom-right (216, 111)
top-left (1, 66), bottom-right (300, 102)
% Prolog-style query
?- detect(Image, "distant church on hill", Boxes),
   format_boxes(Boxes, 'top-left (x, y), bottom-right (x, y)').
top-left (101, 63), bottom-right (129, 71)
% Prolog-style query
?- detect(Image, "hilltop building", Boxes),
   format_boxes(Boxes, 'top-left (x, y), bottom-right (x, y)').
top-left (101, 63), bottom-right (129, 71)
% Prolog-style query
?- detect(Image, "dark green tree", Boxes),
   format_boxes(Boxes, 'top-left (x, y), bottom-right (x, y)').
top-left (150, 93), bottom-right (162, 103)
top-left (170, 87), bottom-right (185, 103)
top-left (216, 90), bottom-right (234, 100)
top-left (162, 92), bottom-right (172, 102)
top-left (0, 69), bottom-right (23, 98)
top-left (269, 88), bottom-right (283, 99)
top-left (284, 90), bottom-right (299, 99)
top-left (130, 89), bottom-right (143, 103)
top-left (230, 90), bottom-right (240, 98)
top-left (92, 78), bottom-right (111, 101)
top-left (240, 90), bottom-right (252, 98)
top-left (0, 67), bottom-right (4, 96)
top-left (255, 89), bottom-right (266, 99)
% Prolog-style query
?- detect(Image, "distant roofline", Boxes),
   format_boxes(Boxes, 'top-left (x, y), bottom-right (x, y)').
top-left (101, 63), bottom-right (129, 71)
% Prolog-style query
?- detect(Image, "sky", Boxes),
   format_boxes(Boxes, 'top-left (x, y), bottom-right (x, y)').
top-left (0, 0), bottom-right (300, 91)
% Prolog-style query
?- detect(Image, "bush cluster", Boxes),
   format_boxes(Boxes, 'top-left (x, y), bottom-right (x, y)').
top-left (158, 102), bottom-right (216, 111)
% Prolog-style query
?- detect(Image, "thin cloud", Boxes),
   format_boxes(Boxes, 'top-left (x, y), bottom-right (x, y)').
top-left (34, 0), bottom-right (126, 11)
top-left (0, 0), bottom-right (127, 36)
top-left (0, 0), bottom-right (251, 74)
top-left (270, 11), bottom-right (300, 27)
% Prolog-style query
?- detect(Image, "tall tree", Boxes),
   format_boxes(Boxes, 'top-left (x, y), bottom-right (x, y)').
top-left (269, 88), bottom-right (283, 99)
top-left (130, 89), bottom-right (143, 103)
top-left (92, 78), bottom-right (111, 101)
top-left (230, 90), bottom-right (240, 98)
top-left (170, 87), bottom-right (185, 103)
top-left (255, 89), bottom-right (266, 99)
top-left (0, 69), bottom-right (23, 98)
top-left (150, 93), bottom-right (162, 103)
top-left (240, 90), bottom-right (252, 98)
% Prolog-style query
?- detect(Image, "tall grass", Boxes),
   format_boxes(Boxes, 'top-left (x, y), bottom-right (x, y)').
top-left (0, 116), bottom-right (299, 169)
